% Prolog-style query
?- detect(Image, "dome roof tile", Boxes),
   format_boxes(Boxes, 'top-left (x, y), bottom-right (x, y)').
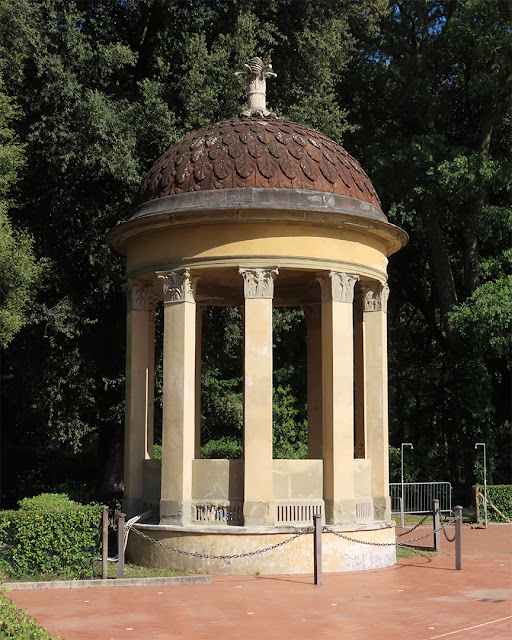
top-left (137, 117), bottom-right (381, 209)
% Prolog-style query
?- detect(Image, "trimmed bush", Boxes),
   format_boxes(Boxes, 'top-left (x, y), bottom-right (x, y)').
top-left (0, 493), bottom-right (102, 579)
top-left (475, 485), bottom-right (512, 522)
top-left (201, 436), bottom-right (243, 459)
top-left (0, 592), bottom-right (56, 639)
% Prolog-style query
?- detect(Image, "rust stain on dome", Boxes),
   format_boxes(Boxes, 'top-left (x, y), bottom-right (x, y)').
top-left (138, 117), bottom-right (381, 208)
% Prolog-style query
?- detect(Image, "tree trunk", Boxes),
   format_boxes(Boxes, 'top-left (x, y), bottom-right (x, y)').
top-left (98, 421), bottom-right (124, 497)
top-left (425, 217), bottom-right (458, 347)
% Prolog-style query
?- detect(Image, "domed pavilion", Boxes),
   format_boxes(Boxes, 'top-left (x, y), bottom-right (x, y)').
top-left (107, 58), bottom-right (408, 574)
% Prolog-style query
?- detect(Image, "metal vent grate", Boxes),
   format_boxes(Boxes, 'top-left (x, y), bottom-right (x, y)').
top-left (274, 501), bottom-right (324, 525)
top-left (355, 501), bottom-right (373, 521)
top-left (195, 502), bottom-right (243, 525)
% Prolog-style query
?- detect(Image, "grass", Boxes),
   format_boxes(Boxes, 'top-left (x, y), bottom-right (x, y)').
top-left (392, 511), bottom-right (476, 527)
top-left (100, 562), bottom-right (187, 580)
top-left (392, 513), bottom-right (433, 527)
top-left (0, 561), bottom-right (186, 583)
top-left (396, 545), bottom-right (439, 558)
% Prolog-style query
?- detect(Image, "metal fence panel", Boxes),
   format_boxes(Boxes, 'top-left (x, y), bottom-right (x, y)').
top-left (389, 482), bottom-right (452, 514)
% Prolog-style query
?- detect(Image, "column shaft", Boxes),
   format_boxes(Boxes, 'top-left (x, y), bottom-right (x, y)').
top-left (240, 267), bottom-right (278, 526)
top-left (363, 283), bottom-right (391, 521)
top-left (318, 272), bottom-right (358, 524)
top-left (354, 291), bottom-right (365, 458)
top-left (146, 310), bottom-right (156, 458)
top-left (305, 304), bottom-right (323, 459)
top-left (159, 271), bottom-right (197, 525)
top-left (194, 306), bottom-right (205, 459)
top-left (123, 281), bottom-right (156, 517)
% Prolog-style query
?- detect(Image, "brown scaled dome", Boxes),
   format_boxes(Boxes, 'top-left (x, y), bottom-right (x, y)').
top-left (138, 117), bottom-right (381, 209)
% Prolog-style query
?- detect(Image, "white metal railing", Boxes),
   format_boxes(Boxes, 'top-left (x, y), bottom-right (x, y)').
top-left (389, 482), bottom-right (452, 514)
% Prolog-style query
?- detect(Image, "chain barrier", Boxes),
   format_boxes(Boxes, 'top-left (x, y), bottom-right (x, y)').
top-left (395, 511), bottom-right (432, 537)
top-left (127, 515), bottom-right (460, 562)
top-left (131, 525), bottom-right (312, 565)
top-left (322, 516), bottom-right (460, 548)
top-left (438, 511), bottom-right (457, 542)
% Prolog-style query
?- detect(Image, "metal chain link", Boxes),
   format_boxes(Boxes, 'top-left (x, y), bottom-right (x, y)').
top-left (322, 517), bottom-right (460, 548)
top-left (438, 512), bottom-right (457, 542)
top-left (396, 511), bottom-right (432, 537)
top-left (128, 516), bottom-right (460, 560)
top-left (131, 526), bottom-right (312, 565)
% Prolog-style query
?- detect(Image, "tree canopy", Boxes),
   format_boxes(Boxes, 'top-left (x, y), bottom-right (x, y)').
top-left (0, 74), bottom-right (43, 348)
top-left (0, 0), bottom-right (510, 506)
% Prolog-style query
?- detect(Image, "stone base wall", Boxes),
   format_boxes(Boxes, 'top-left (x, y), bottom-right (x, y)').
top-left (126, 523), bottom-right (395, 575)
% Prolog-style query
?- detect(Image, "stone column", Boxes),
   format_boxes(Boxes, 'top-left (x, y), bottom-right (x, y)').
top-left (304, 304), bottom-right (323, 459)
top-left (362, 282), bottom-right (391, 521)
top-left (239, 267), bottom-right (278, 526)
top-left (158, 270), bottom-right (197, 525)
top-left (195, 305), bottom-right (205, 459)
top-left (122, 280), bottom-right (157, 517)
top-left (353, 288), bottom-right (365, 458)
top-left (317, 272), bottom-right (359, 524)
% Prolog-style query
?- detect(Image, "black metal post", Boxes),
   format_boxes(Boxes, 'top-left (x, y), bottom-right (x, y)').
top-left (102, 506), bottom-right (109, 579)
top-left (454, 505), bottom-right (462, 570)
top-left (313, 513), bottom-right (322, 585)
top-left (433, 499), bottom-right (441, 553)
top-left (117, 512), bottom-right (126, 579)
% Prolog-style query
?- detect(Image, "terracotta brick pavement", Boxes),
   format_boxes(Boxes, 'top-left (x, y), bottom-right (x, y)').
top-left (7, 524), bottom-right (512, 640)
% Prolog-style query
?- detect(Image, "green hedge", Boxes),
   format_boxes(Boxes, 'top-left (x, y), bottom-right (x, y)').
top-left (475, 485), bottom-right (512, 522)
top-left (0, 592), bottom-right (56, 639)
top-left (0, 493), bottom-right (102, 579)
top-left (200, 436), bottom-right (243, 459)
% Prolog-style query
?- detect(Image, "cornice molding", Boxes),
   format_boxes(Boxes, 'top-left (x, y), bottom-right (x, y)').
top-left (107, 188), bottom-right (408, 257)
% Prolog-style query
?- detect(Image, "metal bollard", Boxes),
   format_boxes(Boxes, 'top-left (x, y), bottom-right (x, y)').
top-left (117, 512), bottom-right (126, 579)
top-left (433, 499), bottom-right (441, 553)
top-left (102, 506), bottom-right (109, 579)
top-left (313, 513), bottom-right (322, 586)
top-left (454, 505), bottom-right (462, 570)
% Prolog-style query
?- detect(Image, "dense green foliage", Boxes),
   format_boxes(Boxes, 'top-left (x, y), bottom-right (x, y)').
top-left (0, 593), bottom-right (56, 640)
top-left (0, 74), bottom-right (43, 348)
top-left (342, 0), bottom-right (512, 495)
top-left (0, 494), bottom-right (101, 579)
top-left (0, 209), bottom-right (43, 348)
top-left (0, 0), bottom-right (509, 507)
top-left (476, 485), bottom-right (512, 522)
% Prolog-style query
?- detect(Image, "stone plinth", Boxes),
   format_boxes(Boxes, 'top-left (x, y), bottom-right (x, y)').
top-left (127, 522), bottom-right (396, 575)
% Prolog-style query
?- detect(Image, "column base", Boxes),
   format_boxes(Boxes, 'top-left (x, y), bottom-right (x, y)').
top-left (373, 496), bottom-right (391, 521)
top-left (243, 501), bottom-right (273, 526)
top-left (160, 499), bottom-right (192, 526)
top-left (325, 499), bottom-right (359, 525)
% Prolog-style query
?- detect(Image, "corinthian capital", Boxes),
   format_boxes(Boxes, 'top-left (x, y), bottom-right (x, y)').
top-left (123, 280), bottom-right (157, 311)
top-left (317, 272), bottom-right (359, 303)
top-left (239, 267), bottom-right (279, 299)
top-left (158, 270), bottom-right (197, 304)
top-left (362, 282), bottom-right (389, 312)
